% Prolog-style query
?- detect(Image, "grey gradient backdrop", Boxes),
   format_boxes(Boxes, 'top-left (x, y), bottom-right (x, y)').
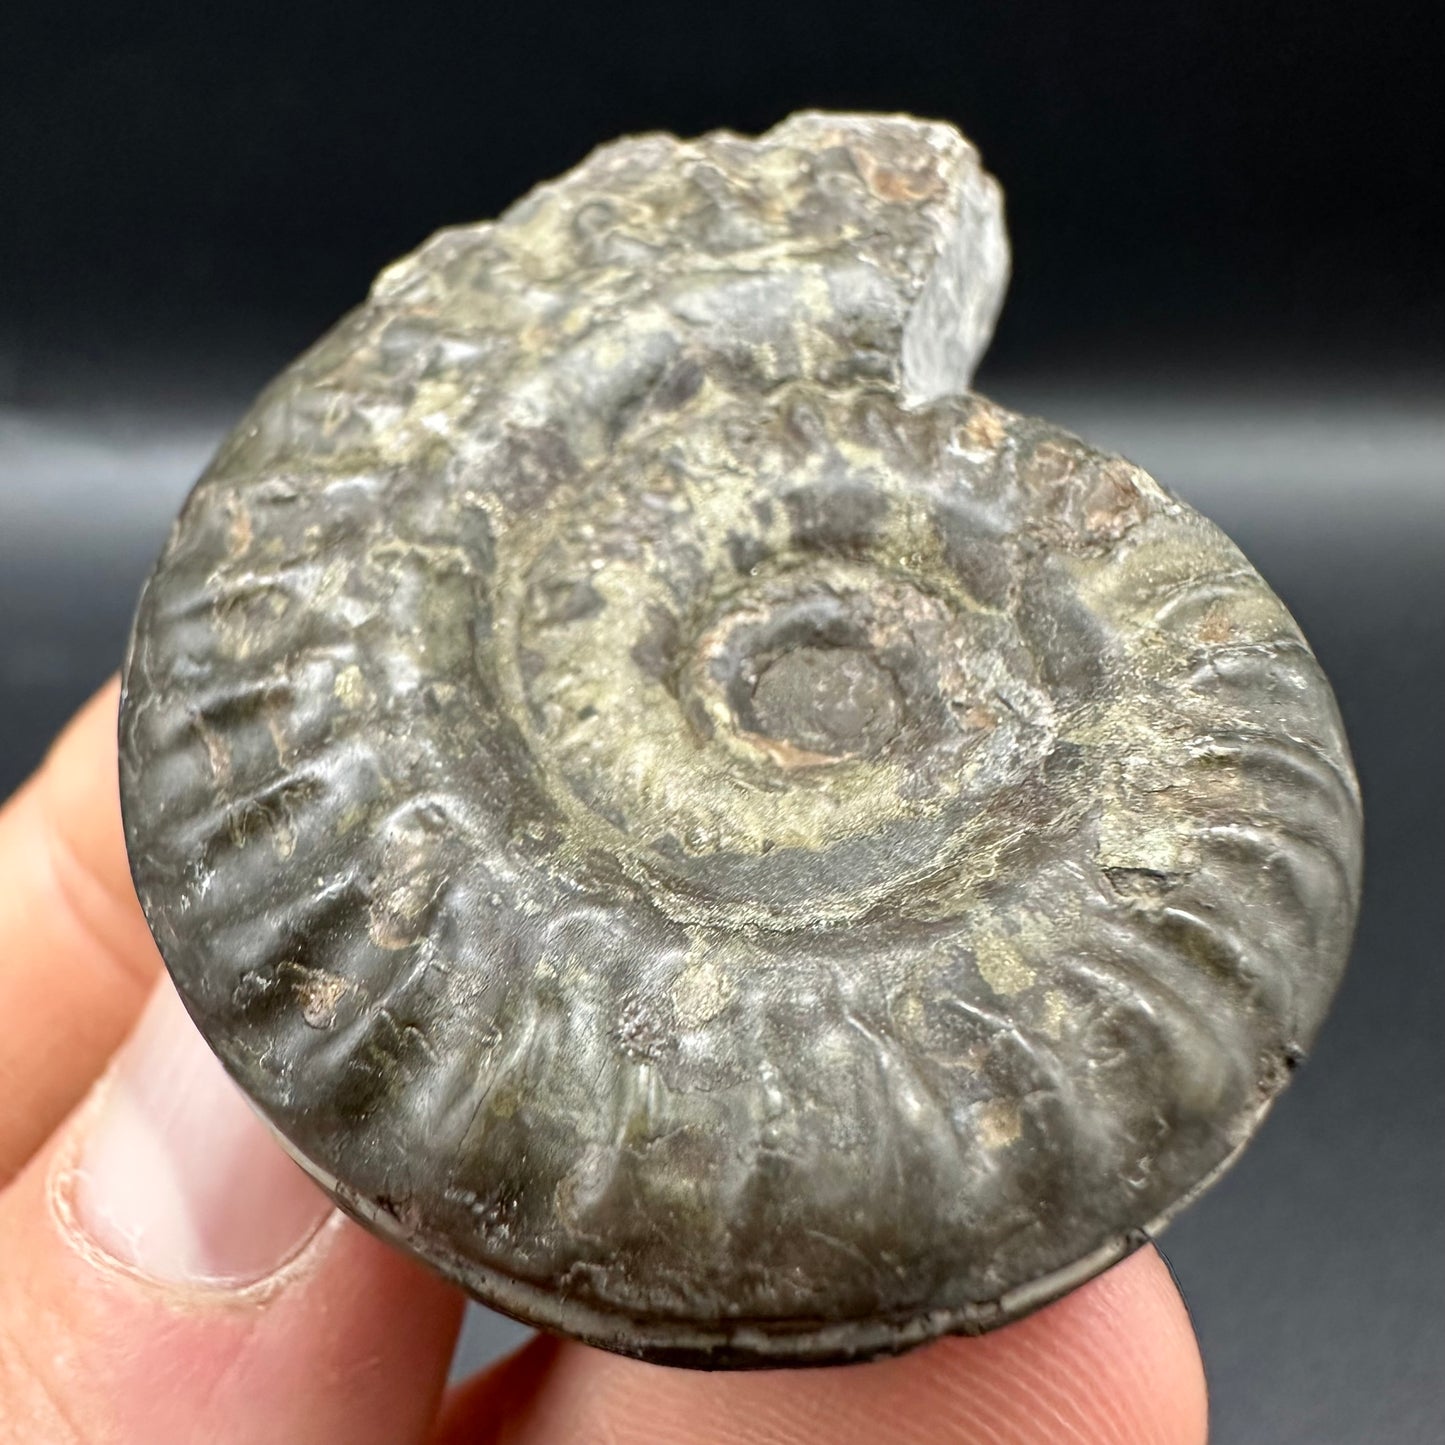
top-left (2, 3), bottom-right (1442, 1439)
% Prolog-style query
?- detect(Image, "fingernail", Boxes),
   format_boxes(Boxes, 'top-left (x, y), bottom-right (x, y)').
top-left (73, 981), bottom-right (333, 1285)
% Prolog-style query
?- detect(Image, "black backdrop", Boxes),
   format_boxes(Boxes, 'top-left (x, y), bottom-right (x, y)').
top-left (2, 5), bottom-right (1441, 1442)
top-left (3, 0), bottom-right (1441, 394)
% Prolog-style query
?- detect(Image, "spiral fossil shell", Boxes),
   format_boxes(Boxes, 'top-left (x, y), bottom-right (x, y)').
top-left (119, 113), bottom-right (1363, 1366)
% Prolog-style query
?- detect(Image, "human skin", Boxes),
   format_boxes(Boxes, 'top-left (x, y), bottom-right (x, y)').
top-left (0, 680), bottom-right (1208, 1444)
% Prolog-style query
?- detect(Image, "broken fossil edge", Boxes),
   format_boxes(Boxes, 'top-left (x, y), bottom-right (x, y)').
top-left (118, 111), bottom-right (1364, 1368)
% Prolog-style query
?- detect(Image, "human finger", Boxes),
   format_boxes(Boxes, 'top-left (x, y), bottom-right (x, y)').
top-left (0, 977), bottom-right (465, 1445)
top-left (0, 678), bottom-right (161, 1182)
top-left (436, 1245), bottom-right (1206, 1445)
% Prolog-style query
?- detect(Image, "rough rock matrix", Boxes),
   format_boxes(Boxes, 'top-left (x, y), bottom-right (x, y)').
top-left (119, 113), bottom-right (1363, 1366)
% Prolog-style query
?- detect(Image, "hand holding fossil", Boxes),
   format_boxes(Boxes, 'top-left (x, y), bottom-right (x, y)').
top-left (0, 696), bottom-right (1207, 1437)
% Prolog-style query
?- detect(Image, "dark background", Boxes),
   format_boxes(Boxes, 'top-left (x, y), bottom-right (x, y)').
top-left (2, 3), bottom-right (1441, 1440)
top-left (3, 1), bottom-right (1443, 398)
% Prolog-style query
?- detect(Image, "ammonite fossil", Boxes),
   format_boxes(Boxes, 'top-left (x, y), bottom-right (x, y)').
top-left (119, 112), bottom-right (1363, 1367)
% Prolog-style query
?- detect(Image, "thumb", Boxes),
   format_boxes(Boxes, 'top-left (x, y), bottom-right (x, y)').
top-left (0, 979), bottom-right (464, 1445)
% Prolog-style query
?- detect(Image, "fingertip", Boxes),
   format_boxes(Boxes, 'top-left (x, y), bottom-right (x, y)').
top-left (0, 676), bottom-right (160, 1182)
top-left (435, 1333), bottom-right (560, 1445)
top-left (35, 677), bottom-right (126, 861)
top-left (0, 982), bottom-right (466, 1445)
top-left (439, 1247), bottom-right (1206, 1445)
top-left (911, 1245), bottom-right (1208, 1445)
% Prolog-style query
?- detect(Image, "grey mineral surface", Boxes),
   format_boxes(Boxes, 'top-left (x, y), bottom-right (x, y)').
top-left (118, 112), bottom-right (1363, 1366)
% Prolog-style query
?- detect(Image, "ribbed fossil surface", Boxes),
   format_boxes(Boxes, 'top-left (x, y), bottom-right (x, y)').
top-left (119, 112), bottom-right (1363, 1366)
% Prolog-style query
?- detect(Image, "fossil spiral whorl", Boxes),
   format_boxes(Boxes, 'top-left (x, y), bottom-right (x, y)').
top-left (119, 113), bottom-right (1362, 1365)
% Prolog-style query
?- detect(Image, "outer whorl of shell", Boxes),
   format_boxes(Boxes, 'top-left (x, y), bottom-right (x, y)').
top-left (119, 113), bottom-right (1363, 1366)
